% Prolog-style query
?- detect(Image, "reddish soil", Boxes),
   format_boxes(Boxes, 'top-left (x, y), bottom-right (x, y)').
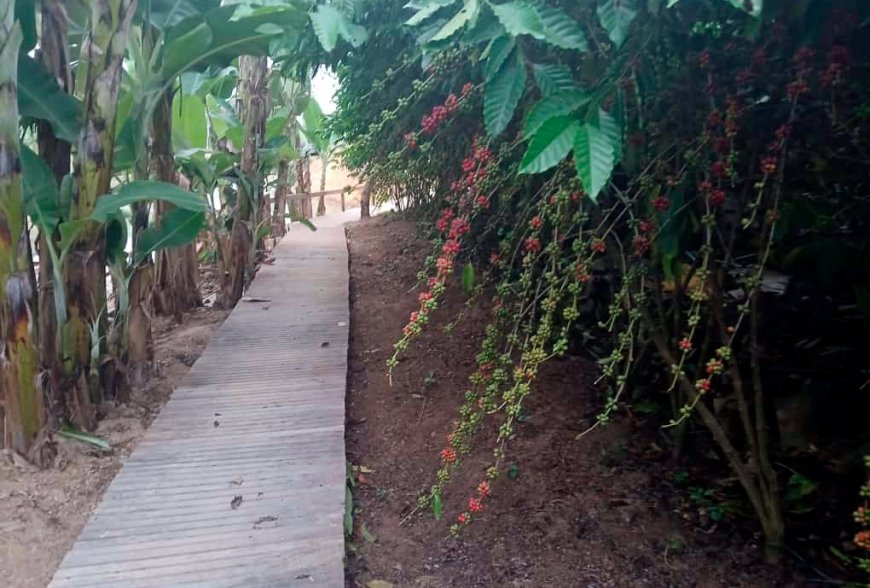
top-left (0, 305), bottom-right (228, 588)
top-left (345, 215), bottom-right (799, 588)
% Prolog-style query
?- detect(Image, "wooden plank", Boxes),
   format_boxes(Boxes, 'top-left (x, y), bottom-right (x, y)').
top-left (49, 214), bottom-right (351, 587)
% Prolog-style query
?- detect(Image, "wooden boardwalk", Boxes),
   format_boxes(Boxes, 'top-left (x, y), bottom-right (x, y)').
top-left (49, 215), bottom-right (354, 587)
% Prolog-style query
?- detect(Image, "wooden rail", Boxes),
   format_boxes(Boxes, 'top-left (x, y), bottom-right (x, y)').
top-left (268, 185), bottom-right (363, 213)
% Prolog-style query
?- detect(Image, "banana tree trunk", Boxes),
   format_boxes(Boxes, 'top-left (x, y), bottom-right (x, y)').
top-left (317, 155), bottom-right (327, 216)
top-left (272, 159), bottom-right (289, 236)
top-left (298, 156), bottom-right (312, 219)
top-left (219, 55), bottom-right (268, 308)
top-left (35, 0), bottom-right (71, 427)
top-left (63, 0), bottom-right (136, 427)
top-left (152, 90), bottom-right (200, 319)
top-left (0, 4), bottom-right (45, 455)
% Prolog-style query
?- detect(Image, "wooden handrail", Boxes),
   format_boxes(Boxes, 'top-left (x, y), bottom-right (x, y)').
top-left (267, 184), bottom-right (363, 214)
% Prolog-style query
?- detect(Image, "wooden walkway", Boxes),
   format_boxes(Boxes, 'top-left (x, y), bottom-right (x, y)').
top-left (49, 214), bottom-right (354, 587)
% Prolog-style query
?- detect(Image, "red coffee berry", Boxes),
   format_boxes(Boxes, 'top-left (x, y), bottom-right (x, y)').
top-left (524, 237), bottom-right (541, 253)
top-left (442, 240), bottom-right (460, 255)
top-left (440, 448), bottom-right (457, 463)
top-left (652, 196), bottom-right (670, 212)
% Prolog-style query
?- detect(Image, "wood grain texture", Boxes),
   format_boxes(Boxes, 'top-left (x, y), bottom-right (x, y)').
top-left (49, 215), bottom-right (352, 588)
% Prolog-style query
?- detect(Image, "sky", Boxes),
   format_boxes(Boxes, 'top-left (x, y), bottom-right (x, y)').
top-left (311, 68), bottom-right (339, 114)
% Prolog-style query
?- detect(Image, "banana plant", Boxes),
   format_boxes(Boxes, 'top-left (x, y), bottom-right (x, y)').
top-left (1, 1), bottom-right (43, 457)
top-left (23, 149), bottom-right (206, 391)
top-left (298, 97), bottom-right (337, 215)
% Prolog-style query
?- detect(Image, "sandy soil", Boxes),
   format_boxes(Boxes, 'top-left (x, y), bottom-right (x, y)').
top-left (308, 158), bottom-right (362, 212)
top-left (0, 306), bottom-right (228, 588)
top-left (344, 214), bottom-right (801, 588)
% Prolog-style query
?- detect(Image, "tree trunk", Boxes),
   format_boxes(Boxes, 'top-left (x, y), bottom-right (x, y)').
top-left (317, 155), bottom-right (328, 216)
top-left (298, 156), bottom-right (313, 219)
top-left (63, 0), bottom-right (136, 428)
top-left (272, 159), bottom-right (289, 236)
top-left (35, 0), bottom-right (71, 429)
top-left (152, 90), bottom-right (200, 318)
top-left (0, 5), bottom-right (45, 455)
top-left (219, 55), bottom-right (268, 308)
top-left (360, 180), bottom-right (372, 218)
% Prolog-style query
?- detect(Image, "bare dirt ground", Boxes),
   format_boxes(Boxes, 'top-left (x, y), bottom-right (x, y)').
top-left (345, 214), bottom-right (801, 588)
top-left (309, 158), bottom-right (362, 212)
top-left (0, 305), bottom-right (228, 588)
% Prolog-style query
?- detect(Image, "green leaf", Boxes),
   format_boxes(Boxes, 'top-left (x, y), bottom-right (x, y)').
top-left (105, 210), bottom-right (129, 265)
top-left (727, 0), bottom-right (762, 17)
top-left (58, 220), bottom-right (87, 254)
top-left (57, 425), bottom-right (110, 450)
top-left (431, 490), bottom-right (443, 520)
top-left (181, 67), bottom-right (237, 98)
top-left (17, 56), bottom-right (82, 143)
top-left (574, 118), bottom-right (615, 201)
top-left (360, 522), bottom-right (378, 543)
top-left (531, 63), bottom-right (580, 95)
top-left (302, 98), bottom-right (329, 152)
top-left (144, 0), bottom-right (220, 30)
top-left (490, 1), bottom-right (546, 39)
top-left (519, 115), bottom-right (579, 174)
top-left (597, 106), bottom-right (622, 165)
top-left (21, 145), bottom-right (61, 229)
top-left (310, 5), bottom-right (341, 51)
top-left (265, 113), bottom-right (290, 143)
top-left (484, 48), bottom-right (526, 137)
top-left (15, 0), bottom-right (37, 52)
top-left (338, 17), bottom-right (368, 48)
top-left (206, 94), bottom-right (240, 139)
top-left (162, 22), bottom-right (214, 83)
top-left (344, 485), bottom-right (354, 535)
top-left (523, 91), bottom-right (587, 137)
top-left (337, 0), bottom-right (359, 19)
top-left (597, 0), bottom-right (638, 48)
top-left (405, 0), bottom-right (456, 26)
top-left (92, 181), bottom-right (206, 222)
top-left (461, 263), bottom-right (475, 295)
top-left (134, 209), bottom-right (205, 266)
top-left (163, 5), bottom-right (305, 79)
top-left (483, 35), bottom-right (516, 82)
top-left (430, 0), bottom-right (480, 42)
top-left (463, 14), bottom-right (505, 44)
top-left (172, 93), bottom-right (208, 151)
top-left (536, 4), bottom-right (587, 50)
top-left (310, 4), bottom-right (367, 52)
top-left (284, 212), bottom-right (318, 231)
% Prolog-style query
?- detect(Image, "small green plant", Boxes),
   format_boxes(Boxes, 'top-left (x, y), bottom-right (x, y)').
top-left (783, 473), bottom-right (818, 515)
top-left (687, 486), bottom-right (733, 523)
top-left (666, 535), bottom-right (685, 554)
top-left (672, 470), bottom-right (690, 486)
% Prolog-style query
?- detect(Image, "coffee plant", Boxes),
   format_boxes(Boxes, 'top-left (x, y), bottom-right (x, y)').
top-left (329, 0), bottom-right (870, 568)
